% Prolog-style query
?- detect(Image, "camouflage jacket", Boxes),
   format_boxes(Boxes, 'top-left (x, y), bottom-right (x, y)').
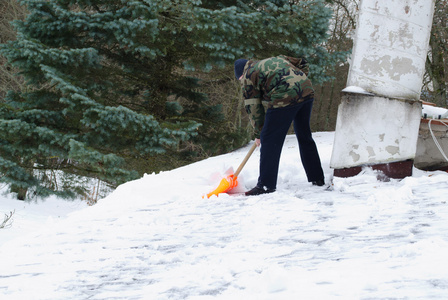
top-left (240, 55), bottom-right (314, 138)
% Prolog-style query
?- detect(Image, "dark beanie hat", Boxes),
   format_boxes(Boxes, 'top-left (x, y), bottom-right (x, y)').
top-left (234, 59), bottom-right (248, 79)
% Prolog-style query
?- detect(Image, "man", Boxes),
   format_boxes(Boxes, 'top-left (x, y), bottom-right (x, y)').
top-left (234, 55), bottom-right (325, 196)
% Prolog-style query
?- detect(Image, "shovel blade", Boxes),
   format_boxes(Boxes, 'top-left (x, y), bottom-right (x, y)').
top-left (204, 174), bottom-right (238, 198)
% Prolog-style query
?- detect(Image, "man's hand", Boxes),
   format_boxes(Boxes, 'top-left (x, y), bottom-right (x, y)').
top-left (255, 138), bottom-right (261, 147)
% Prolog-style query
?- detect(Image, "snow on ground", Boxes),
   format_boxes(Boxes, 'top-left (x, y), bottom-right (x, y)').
top-left (1, 132), bottom-right (448, 299)
top-left (0, 192), bottom-right (88, 247)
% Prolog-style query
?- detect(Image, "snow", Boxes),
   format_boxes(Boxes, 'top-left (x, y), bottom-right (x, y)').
top-left (341, 85), bottom-right (374, 95)
top-left (1, 132), bottom-right (448, 299)
top-left (422, 104), bottom-right (448, 119)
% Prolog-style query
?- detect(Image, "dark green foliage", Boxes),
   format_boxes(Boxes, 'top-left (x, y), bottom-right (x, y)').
top-left (0, 0), bottom-right (344, 200)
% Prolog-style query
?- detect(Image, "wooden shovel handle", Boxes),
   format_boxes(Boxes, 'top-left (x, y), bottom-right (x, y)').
top-left (234, 142), bottom-right (257, 177)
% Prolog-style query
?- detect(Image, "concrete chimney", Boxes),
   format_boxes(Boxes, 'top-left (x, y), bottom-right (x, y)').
top-left (330, 0), bottom-right (435, 179)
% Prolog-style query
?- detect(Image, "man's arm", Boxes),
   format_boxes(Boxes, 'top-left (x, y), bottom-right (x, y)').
top-left (244, 98), bottom-right (265, 139)
top-left (241, 65), bottom-right (265, 139)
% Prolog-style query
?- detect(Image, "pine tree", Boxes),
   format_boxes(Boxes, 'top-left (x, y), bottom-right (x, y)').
top-left (0, 0), bottom-right (344, 200)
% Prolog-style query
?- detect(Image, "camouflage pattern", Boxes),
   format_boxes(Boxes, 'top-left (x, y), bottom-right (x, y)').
top-left (240, 55), bottom-right (314, 138)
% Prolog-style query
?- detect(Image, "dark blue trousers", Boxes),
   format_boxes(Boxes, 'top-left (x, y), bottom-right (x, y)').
top-left (257, 99), bottom-right (324, 190)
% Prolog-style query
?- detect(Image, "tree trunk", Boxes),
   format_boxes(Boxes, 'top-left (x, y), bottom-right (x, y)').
top-left (427, 33), bottom-right (447, 106)
top-left (11, 185), bottom-right (27, 200)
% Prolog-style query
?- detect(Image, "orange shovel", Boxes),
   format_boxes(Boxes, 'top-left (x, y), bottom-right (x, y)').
top-left (204, 142), bottom-right (257, 198)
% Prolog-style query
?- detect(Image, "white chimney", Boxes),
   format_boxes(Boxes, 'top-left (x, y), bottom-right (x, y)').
top-left (330, 0), bottom-right (435, 179)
